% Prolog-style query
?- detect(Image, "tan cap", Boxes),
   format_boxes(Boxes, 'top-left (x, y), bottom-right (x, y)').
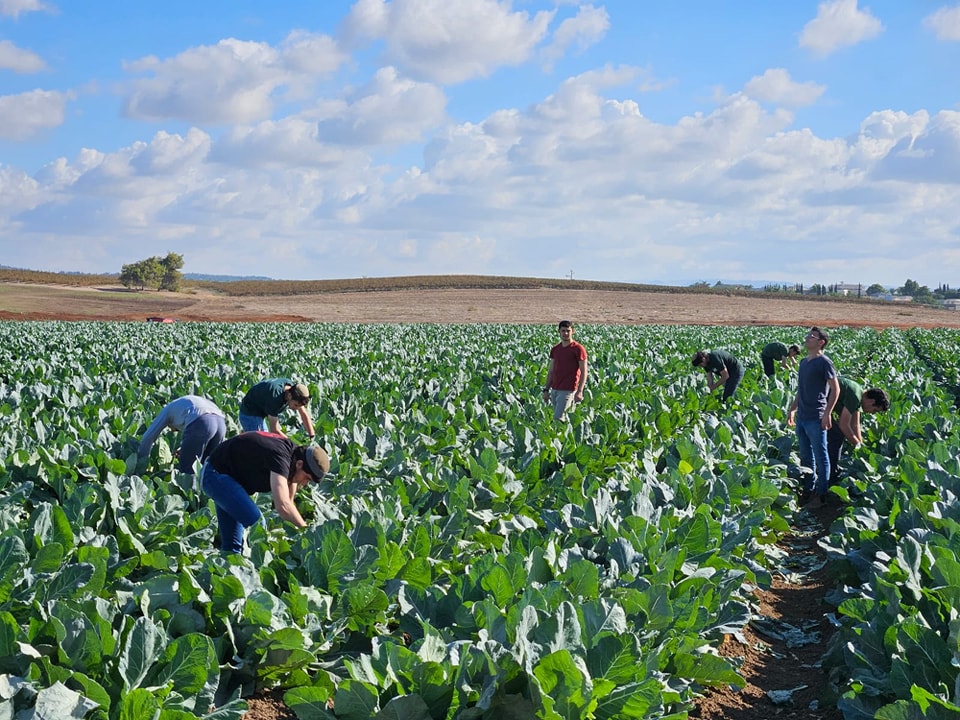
top-left (292, 383), bottom-right (310, 402)
top-left (305, 445), bottom-right (330, 480)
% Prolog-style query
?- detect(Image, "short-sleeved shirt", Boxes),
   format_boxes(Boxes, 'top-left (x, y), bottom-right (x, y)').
top-left (239, 378), bottom-right (292, 418)
top-left (833, 376), bottom-right (863, 417)
top-left (704, 350), bottom-right (742, 376)
top-left (208, 431), bottom-right (294, 494)
top-left (549, 341), bottom-right (587, 391)
top-left (796, 354), bottom-right (838, 421)
top-left (762, 342), bottom-right (789, 360)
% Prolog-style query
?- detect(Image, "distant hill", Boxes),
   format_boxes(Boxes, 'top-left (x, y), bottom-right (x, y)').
top-left (184, 273), bottom-right (273, 282)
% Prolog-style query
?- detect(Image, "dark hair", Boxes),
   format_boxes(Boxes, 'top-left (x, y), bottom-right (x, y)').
top-left (558, 320), bottom-right (573, 329)
top-left (809, 327), bottom-right (829, 347)
top-left (692, 351), bottom-right (709, 368)
top-left (864, 388), bottom-right (890, 411)
top-left (290, 446), bottom-right (319, 481)
top-left (788, 344), bottom-right (801, 355)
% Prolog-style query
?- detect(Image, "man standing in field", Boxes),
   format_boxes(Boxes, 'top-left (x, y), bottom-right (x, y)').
top-left (692, 350), bottom-right (744, 401)
top-left (828, 379), bottom-right (890, 485)
top-left (138, 395), bottom-right (226, 474)
top-left (761, 341), bottom-right (800, 377)
top-left (239, 378), bottom-right (316, 439)
top-left (542, 320), bottom-right (588, 420)
top-left (201, 432), bottom-right (329, 554)
top-left (786, 327), bottom-right (840, 508)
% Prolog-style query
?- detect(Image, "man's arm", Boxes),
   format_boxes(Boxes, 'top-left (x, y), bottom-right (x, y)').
top-left (850, 410), bottom-right (862, 445)
top-left (266, 415), bottom-right (286, 436)
top-left (298, 406), bottom-right (315, 438)
top-left (574, 359), bottom-right (588, 401)
top-left (822, 377), bottom-right (841, 430)
top-left (137, 407), bottom-right (171, 459)
top-left (786, 395), bottom-right (798, 426)
top-left (542, 359), bottom-right (555, 401)
top-left (838, 407), bottom-right (859, 443)
top-left (270, 471), bottom-right (307, 528)
top-left (707, 368), bottom-right (729, 392)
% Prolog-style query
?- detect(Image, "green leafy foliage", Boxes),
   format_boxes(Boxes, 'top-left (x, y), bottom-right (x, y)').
top-left (3, 321), bottom-right (955, 718)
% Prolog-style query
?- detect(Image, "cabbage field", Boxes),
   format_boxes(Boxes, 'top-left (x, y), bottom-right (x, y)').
top-left (1, 321), bottom-right (959, 720)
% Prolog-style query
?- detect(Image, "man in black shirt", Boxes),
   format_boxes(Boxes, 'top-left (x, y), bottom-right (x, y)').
top-left (692, 349), bottom-right (744, 401)
top-left (201, 431), bottom-right (330, 554)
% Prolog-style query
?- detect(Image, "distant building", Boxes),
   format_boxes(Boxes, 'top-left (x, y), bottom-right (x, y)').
top-left (943, 299), bottom-right (960, 310)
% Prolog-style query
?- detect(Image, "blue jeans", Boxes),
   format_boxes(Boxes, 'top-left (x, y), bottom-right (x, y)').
top-left (201, 464), bottom-right (263, 553)
top-left (796, 418), bottom-right (830, 495)
top-left (179, 414), bottom-right (226, 474)
top-left (239, 413), bottom-right (267, 432)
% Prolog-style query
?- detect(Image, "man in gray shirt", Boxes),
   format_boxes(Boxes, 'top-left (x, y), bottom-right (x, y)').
top-left (138, 395), bottom-right (226, 474)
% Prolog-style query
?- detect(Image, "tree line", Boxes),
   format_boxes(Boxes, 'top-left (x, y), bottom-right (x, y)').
top-left (120, 253), bottom-right (183, 291)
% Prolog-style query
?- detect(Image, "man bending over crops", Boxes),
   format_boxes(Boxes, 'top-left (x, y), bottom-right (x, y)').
top-left (828, 379), bottom-right (890, 485)
top-left (761, 342), bottom-right (801, 377)
top-left (138, 395), bottom-right (226, 474)
top-left (239, 378), bottom-right (316, 439)
top-left (692, 350), bottom-right (744, 401)
top-left (201, 432), bottom-right (330, 554)
top-left (542, 320), bottom-right (588, 420)
top-left (786, 327), bottom-right (840, 508)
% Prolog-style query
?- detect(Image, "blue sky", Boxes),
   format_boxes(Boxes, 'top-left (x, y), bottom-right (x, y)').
top-left (1, 0), bottom-right (958, 287)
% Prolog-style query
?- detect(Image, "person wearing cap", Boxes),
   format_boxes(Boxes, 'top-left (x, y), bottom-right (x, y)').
top-left (760, 342), bottom-right (801, 377)
top-left (786, 327), bottom-right (840, 508)
top-left (692, 349), bottom-right (744, 401)
top-left (541, 320), bottom-right (588, 420)
top-left (137, 395), bottom-right (226, 474)
top-left (239, 378), bottom-right (316, 439)
top-left (201, 431), bottom-right (330, 554)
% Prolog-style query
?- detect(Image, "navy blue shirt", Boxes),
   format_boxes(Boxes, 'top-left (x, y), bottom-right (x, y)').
top-left (796, 355), bottom-right (837, 421)
top-left (209, 431), bottom-right (294, 494)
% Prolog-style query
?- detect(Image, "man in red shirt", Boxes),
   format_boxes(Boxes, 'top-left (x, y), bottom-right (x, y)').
top-left (541, 320), bottom-right (589, 420)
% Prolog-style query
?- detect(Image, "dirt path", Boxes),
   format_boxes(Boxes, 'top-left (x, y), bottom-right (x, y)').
top-left (691, 502), bottom-right (845, 720)
top-left (2, 281), bottom-right (960, 327)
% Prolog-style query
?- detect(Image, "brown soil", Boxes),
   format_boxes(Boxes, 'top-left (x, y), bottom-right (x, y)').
top-left (2, 281), bottom-right (959, 327)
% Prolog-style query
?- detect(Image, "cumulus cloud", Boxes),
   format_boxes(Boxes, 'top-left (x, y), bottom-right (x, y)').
top-left (316, 66), bottom-right (446, 145)
top-left (0, 39), bottom-right (45, 73)
top-left (742, 68), bottom-right (826, 108)
top-left (341, 0), bottom-right (553, 84)
top-left (541, 4), bottom-right (610, 69)
top-left (0, 0), bottom-right (50, 18)
top-left (799, 0), bottom-right (883, 57)
top-left (0, 89), bottom-right (70, 140)
top-left (122, 33), bottom-right (346, 124)
top-left (924, 4), bottom-right (960, 41)
top-left (210, 116), bottom-right (355, 168)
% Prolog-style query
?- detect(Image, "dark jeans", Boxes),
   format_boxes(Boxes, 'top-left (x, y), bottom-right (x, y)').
top-left (827, 424), bottom-right (845, 485)
top-left (201, 464), bottom-right (263, 553)
top-left (179, 414), bottom-right (226, 474)
top-left (722, 366), bottom-right (744, 401)
top-left (761, 355), bottom-right (776, 377)
top-left (796, 418), bottom-right (830, 495)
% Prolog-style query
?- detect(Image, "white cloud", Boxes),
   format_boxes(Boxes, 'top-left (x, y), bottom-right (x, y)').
top-left (0, 89), bottom-right (70, 140)
top-left (924, 4), bottom-right (960, 41)
top-left (799, 0), bottom-right (883, 57)
top-left (341, 0), bottom-right (554, 84)
top-left (0, 0), bottom-right (50, 18)
top-left (742, 69), bottom-right (826, 108)
top-left (0, 40), bottom-right (45, 73)
top-left (316, 66), bottom-right (446, 145)
top-left (122, 33), bottom-right (346, 124)
top-left (210, 116), bottom-right (356, 169)
top-left (541, 4), bottom-right (610, 69)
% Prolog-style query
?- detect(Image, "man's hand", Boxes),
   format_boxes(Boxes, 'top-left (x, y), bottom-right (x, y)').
top-left (787, 410), bottom-right (796, 427)
top-left (574, 389), bottom-right (584, 403)
top-left (821, 414), bottom-right (832, 430)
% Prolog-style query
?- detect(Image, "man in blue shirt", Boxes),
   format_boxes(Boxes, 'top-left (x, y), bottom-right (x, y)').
top-left (786, 327), bottom-right (840, 508)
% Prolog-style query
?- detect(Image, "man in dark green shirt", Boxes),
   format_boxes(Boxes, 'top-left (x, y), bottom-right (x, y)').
top-left (692, 350), bottom-right (744, 401)
top-left (761, 342), bottom-right (800, 377)
top-left (827, 377), bottom-right (890, 485)
top-left (239, 378), bottom-right (316, 439)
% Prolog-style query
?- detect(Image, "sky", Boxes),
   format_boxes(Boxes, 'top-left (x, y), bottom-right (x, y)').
top-left (0, 0), bottom-right (958, 287)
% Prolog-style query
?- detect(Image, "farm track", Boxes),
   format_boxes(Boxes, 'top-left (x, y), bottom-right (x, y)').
top-left (692, 504), bottom-right (844, 720)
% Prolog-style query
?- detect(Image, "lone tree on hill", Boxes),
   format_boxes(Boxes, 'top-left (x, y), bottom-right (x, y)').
top-left (120, 253), bottom-right (184, 291)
